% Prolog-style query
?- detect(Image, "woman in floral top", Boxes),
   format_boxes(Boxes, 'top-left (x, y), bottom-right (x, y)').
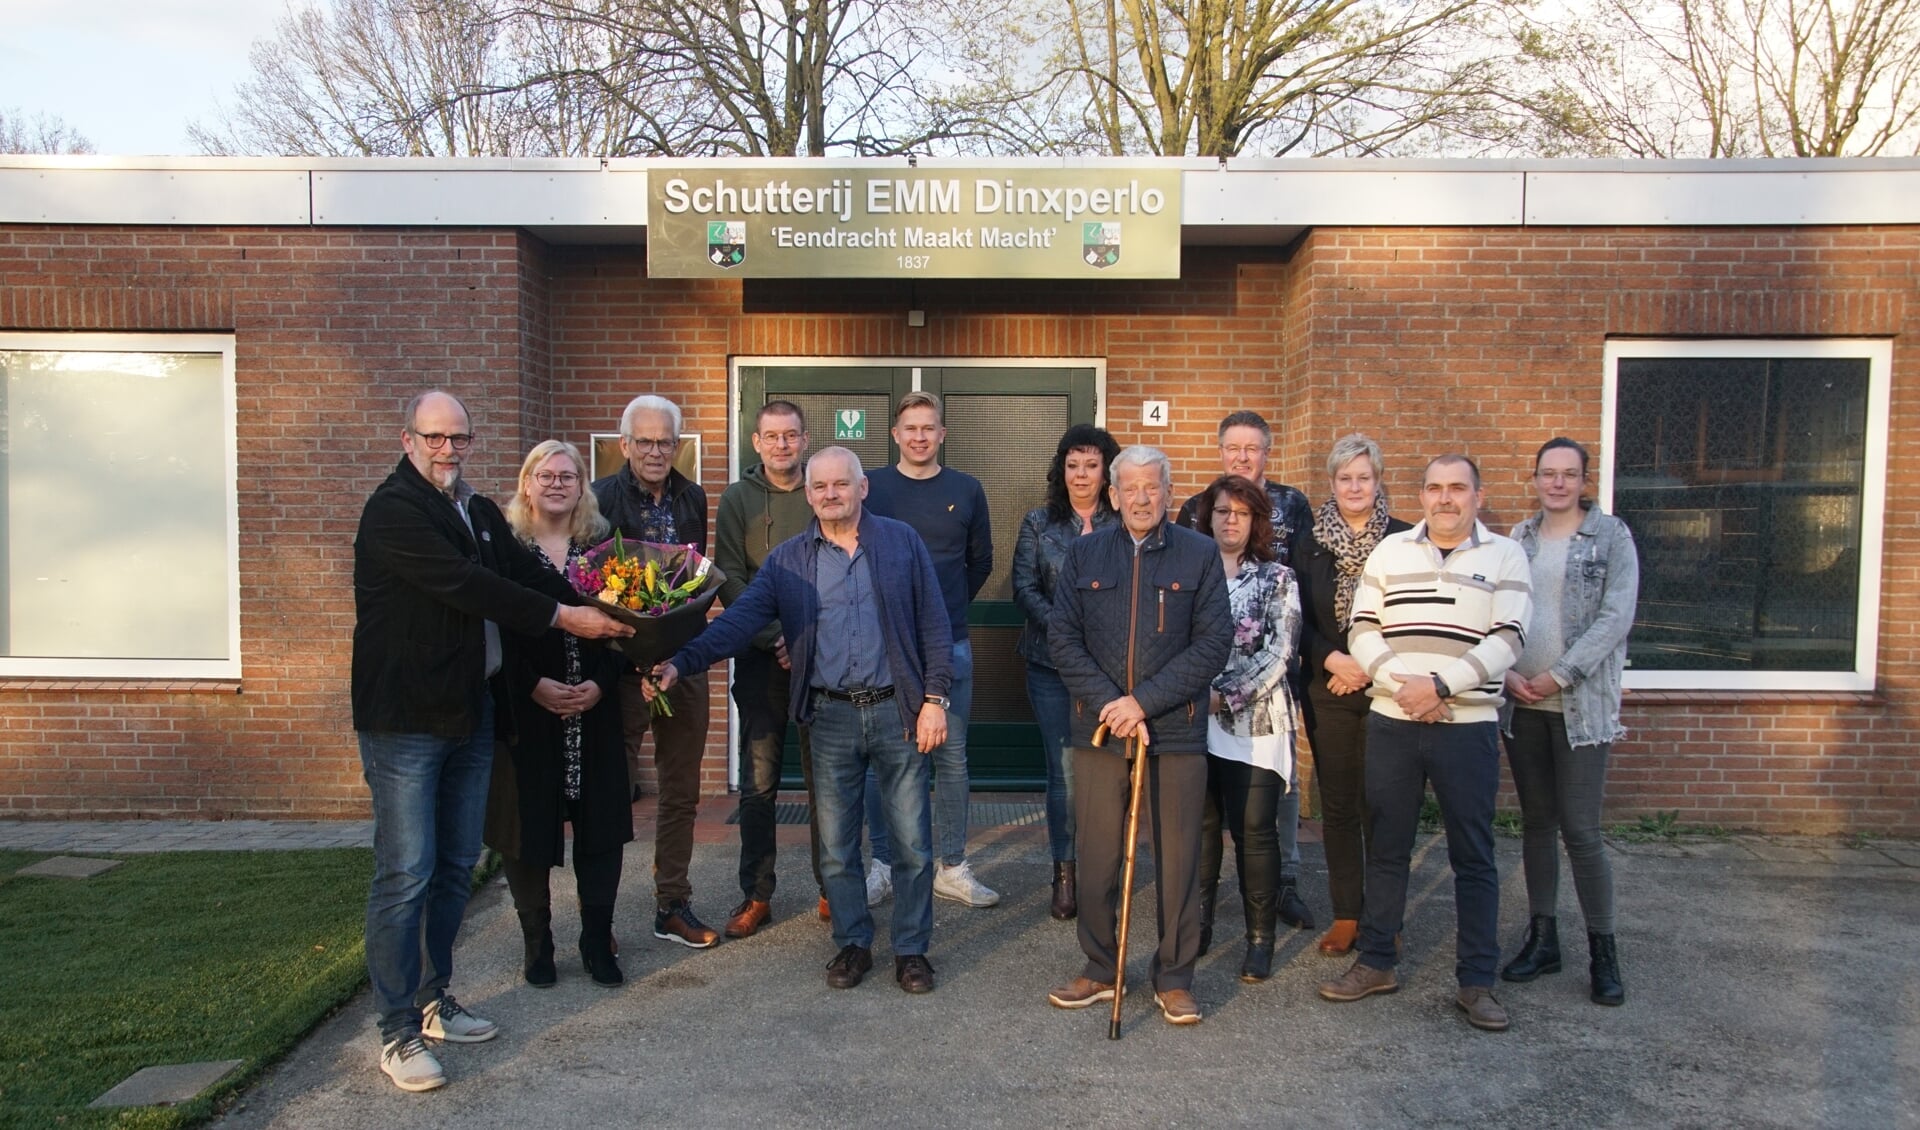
top-left (486, 440), bottom-right (633, 989)
top-left (1194, 474), bottom-right (1303, 983)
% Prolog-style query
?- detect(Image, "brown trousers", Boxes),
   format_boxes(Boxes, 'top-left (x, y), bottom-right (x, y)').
top-left (1072, 746), bottom-right (1207, 992)
top-left (620, 668), bottom-right (709, 907)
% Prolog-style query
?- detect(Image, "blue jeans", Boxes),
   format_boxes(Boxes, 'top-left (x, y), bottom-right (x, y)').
top-left (358, 695), bottom-right (494, 1043)
top-left (1026, 663), bottom-right (1075, 862)
top-left (868, 638), bottom-right (971, 868)
top-left (811, 694), bottom-right (934, 954)
top-left (1357, 716), bottom-right (1502, 987)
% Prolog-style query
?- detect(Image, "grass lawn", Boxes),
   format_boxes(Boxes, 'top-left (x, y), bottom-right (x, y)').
top-left (0, 848), bottom-right (373, 1129)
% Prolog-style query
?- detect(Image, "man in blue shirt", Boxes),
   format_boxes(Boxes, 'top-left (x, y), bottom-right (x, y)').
top-left (862, 391), bottom-right (998, 909)
top-left (651, 447), bottom-right (952, 994)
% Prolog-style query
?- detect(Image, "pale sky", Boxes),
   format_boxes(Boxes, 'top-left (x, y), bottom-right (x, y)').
top-left (0, 0), bottom-right (283, 155)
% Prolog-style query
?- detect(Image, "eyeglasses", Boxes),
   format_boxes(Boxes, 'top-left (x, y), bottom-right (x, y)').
top-left (626, 436), bottom-right (677, 452)
top-left (411, 430), bottom-right (474, 451)
top-left (1221, 445), bottom-right (1266, 459)
top-left (532, 471), bottom-right (580, 487)
top-left (1211, 506), bottom-right (1254, 520)
top-left (1535, 470), bottom-right (1585, 485)
top-left (758, 431), bottom-right (804, 447)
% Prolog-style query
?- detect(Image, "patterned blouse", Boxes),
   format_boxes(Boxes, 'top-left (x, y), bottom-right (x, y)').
top-left (1212, 559), bottom-right (1303, 747)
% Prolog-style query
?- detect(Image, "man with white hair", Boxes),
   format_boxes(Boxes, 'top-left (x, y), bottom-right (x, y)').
top-left (1046, 445), bottom-right (1232, 1026)
top-left (591, 394), bottom-right (717, 949)
top-left (651, 447), bottom-right (953, 994)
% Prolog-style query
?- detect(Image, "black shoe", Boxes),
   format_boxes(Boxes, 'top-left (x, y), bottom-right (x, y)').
top-left (579, 905), bottom-right (624, 987)
top-left (517, 909), bottom-right (556, 988)
top-left (653, 901), bottom-right (720, 949)
top-left (1240, 938), bottom-right (1275, 983)
top-left (825, 944), bottom-right (873, 989)
top-left (1501, 915), bottom-right (1562, 982)
top-left (1277, 881), bottom-right (1316, 930)
top-left (1589, 931), bottom-right (1625, 1006)
top-left (895, 954), bottom-right (936, 994)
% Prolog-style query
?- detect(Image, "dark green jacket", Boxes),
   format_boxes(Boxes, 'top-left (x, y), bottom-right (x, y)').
top-left (713, 463), bottom-right (814, 653)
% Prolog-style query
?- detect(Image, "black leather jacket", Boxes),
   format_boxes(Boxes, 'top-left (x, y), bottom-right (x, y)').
top-left (1011, 505), bottom-right (1120, 669)
top-left (1046, 520), bottom-right (1232, 755)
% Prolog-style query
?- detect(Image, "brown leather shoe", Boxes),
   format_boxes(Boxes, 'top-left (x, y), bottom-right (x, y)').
top-left (1047, 976), bottom-right (1115, 1009)
top-left (1049, 861), bottom-right (1077, 920)
top-left (817, 895), bottom-right (831, 922)
top-left (653, 901), bottom-right (720, 949)
top-left (1153, 988), bottom-right (1203, 1025)
top-left (894, 954), bottom-right (936, 994)
top-left (1318, 960), bottom-right (1399, 1002)
top-left (1318, 918), bottom-right (1359, 956)
top-left (1456, 986), bottom-right (1510, 1031)
top-left (825, 944), bottom-right (873, 989)
top-left (724, 899), bottom-right (772, 939)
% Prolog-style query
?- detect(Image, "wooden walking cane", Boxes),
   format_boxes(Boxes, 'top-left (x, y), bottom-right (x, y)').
top-left (1090, 719), bottom-right (1150, 1040)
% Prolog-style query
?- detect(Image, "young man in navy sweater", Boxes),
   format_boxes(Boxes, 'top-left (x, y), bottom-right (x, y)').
top-left (860, 391), bottom-right (999, 909)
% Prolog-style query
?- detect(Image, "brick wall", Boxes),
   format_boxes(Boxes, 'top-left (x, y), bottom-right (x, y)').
top-left (1, 224), bottom-right (1914, 833)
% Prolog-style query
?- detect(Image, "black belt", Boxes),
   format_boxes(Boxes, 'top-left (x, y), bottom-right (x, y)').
top-left (816, 686), bottom-right (896, 708)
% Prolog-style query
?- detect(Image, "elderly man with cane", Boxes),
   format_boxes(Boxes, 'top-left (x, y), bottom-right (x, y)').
top-left (1045, 446), bottom-right (1231, 1028)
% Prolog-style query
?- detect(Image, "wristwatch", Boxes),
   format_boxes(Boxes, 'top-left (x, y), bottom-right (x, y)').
top-left (1431, 674), bottom-right (1451, 699)
top-left (924, 694), bottom-right (952, 710)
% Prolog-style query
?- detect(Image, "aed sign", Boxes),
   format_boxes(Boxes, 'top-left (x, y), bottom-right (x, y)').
top-left (833, 409), bottom-right (866, 441)
top-left (648, 166), bottom-right (1182, 279)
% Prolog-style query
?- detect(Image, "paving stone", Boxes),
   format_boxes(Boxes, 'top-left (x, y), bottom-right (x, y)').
top-left (15, 855), bottom-right (123, 878)
top-left (1675, 841), bottom-right (1756, 862)
top-left (1878, 845), bottom-right (1920, 868)
top-left (88, 1060), bottom-right (243, 1109)
top-left (1740, 840), bottom-right (1838, 865)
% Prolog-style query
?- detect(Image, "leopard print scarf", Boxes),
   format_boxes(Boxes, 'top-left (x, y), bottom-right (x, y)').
top-left (1313, 493), bottom-right (1391, 628)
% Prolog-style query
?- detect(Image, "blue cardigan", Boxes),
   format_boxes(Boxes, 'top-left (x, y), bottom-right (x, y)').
top-left (669, 510), bottom-right (953, 735)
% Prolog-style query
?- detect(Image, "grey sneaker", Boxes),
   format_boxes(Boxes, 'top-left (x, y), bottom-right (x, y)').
top-left (421, 994), bottom-right (497, 1043)
top-left (865, 858), bottom-right (893, 907)
top-left (379, 1035), bottom-right (446, 1092)
top-left (933, 860), bottom-right (1000, 907)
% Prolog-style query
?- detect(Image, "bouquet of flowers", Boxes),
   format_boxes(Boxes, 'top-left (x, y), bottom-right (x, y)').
top-left (566, 534), bottom-right (726, 715)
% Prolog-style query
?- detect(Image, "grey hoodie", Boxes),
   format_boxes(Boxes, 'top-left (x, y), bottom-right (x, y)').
top-left (713, 462), bottom-right (815, 653)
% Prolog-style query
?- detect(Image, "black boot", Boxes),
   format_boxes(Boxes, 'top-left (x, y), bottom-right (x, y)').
top-left (1277, 878), bottom-right (1316, 930)
top-left (1198, 883), bottom-right (1217, 957)
top-left (1589, 931), bottom-right (1625, 1006)
top-left (1050, 862), bottom-right (1078, 921)
top-left (1501, 914), bottom-right (1562, 982)
top-left (1239, 884), bottom-right (1278, 983)
top-left (518, 909), bottom-right (556, 988)
top-left (579, 905), bottom-right (624, 987)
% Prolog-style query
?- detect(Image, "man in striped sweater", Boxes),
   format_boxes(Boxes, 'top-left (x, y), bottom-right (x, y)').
top-left (1316, 453), bottom-right (1531, 1033)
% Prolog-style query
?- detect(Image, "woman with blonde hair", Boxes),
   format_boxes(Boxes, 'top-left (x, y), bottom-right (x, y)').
top-left (486, 439), bottom-right (632, 987)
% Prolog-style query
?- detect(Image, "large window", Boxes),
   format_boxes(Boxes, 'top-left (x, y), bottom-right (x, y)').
top-left (0, 335), bottom-right (239, 679)
top-left (1602, 339), bottom-right (1889, 691)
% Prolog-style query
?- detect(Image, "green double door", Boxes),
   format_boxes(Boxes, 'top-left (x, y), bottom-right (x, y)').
top-left (735, 363), bottom-right (1098, 790)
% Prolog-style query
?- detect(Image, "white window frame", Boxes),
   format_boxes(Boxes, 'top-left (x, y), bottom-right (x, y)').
top-left (0, 333), bottom-right (242, 679)
top-left (1601, 338), bottom-right (1890, 692)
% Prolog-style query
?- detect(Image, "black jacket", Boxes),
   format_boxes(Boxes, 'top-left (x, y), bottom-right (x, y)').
top-left (351, 457), bottom-right (576, 736)
top-left (1047, 520), bottom-right (1232, 755)
top-left (592, 464), bottom-right (709, 554)
top-left (1290, 514), bottom-right (1412, 710)
top-left (1011, 506), bottom-right (1121, 669)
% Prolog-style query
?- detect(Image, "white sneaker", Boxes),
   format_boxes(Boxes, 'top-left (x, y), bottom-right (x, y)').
top-left (379, 1036), bottom-right (447, 1092)
top-left (934, 860), bottom-right (1000, 907)
top-left (865, 858), bottom-right (893, 907)
top-left (421, 994), bottom-right (497, 1043)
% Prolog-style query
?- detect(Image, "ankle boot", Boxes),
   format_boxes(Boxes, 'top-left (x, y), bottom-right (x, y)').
top-left (1588, 931), bottom-right (1625, 1006)
top-left (1198, 883), bottom-right (1217, 957)
top-left (517, 909), bottom-right (556, 988)
top-left (1318, 918), bottom-right (1359, 956)
top-left (1239, 885), bottom-right (1279, 983)
top-left (1277, 878), bottom-right (1316, 930)
top-left (1050, 861), bottom-right (1078, 921)
top-left (1500, 914), bottom-right (1562, 982)
top-left (578, 905), bottom-right (624, 987)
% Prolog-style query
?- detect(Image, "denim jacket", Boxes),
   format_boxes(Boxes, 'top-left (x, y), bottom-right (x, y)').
top-left (1012, 506), bottom-right (1120, 669)
top-left (1505, 504), bottom-right (1640, 747)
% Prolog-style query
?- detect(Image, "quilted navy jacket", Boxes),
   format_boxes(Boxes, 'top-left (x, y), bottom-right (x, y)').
top-left (1047, 520), bottom-right (1232, 755)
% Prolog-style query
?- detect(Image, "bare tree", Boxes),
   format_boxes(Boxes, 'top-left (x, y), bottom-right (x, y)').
top-left (0, 109), bottom-right (95, 155)
top-left (1519, 0), bottom-right (1920, 157)
top-left (958, 0), bottom-right (1531, 157)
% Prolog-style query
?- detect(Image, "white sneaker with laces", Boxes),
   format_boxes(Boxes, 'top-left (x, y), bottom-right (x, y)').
top-left (379, 1036), bottom-right (447, 1092)
top-left (934, 860), bottom-right (1000, 907)
top-left (865, 858), bottom-right (893, 907)
top-left (421, 994), bottom-right (497, 1043)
